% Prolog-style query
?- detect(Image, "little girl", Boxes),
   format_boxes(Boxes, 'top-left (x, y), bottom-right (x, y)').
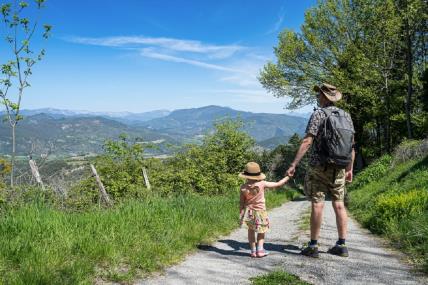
top-left (239, 161), bottom-right (290, 258)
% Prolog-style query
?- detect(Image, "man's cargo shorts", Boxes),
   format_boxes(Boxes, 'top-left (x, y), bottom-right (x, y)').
top-left (304, 165), bottom-right (346, 203)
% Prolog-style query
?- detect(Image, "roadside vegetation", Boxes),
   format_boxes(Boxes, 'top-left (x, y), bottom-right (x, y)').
top-left (0, 120), bottom-right (301, 284)
top-left (348, 139), bottom-right (428, 272)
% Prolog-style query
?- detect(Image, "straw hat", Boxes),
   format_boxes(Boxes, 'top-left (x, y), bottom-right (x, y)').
top-left (238, 162), bottom-right (266, 180)
top-left (313, 83), bottom-right (342, 102)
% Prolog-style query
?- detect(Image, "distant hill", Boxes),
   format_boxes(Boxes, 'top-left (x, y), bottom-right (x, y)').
top-left (0, 114), bottom-right (176, 157)
top-left (0, 106), bottom-right (308, 157)
top-left (14, 108), bottom-right (171, 123)
top-left (139, 105), bottom-right (307, 142)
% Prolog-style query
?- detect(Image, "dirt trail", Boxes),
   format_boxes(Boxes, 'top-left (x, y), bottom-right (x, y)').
top-left (139, 200), bottom-right (426, 285)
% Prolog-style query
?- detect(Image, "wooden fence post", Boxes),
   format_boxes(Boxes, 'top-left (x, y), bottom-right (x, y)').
top-left (142, 167), bottom-right (151, 190)
top-left (143, 167), bottom-right (152, 190)
top-left (90, 164), bottom-right (112, 206)
top-left (29, 159), bottom-right (45, 191)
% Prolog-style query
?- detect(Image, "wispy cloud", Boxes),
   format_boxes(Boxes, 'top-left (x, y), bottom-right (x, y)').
top-left (266, 5), bottom-right (286, 34)
top-left (140, 48), bottom-right (242, 72)
top-left (67, 35), bottom-right (244, 59)
top-left (67, 34), bottom-right (270, 90)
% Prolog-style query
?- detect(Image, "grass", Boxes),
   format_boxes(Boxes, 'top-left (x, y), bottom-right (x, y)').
top-left (250, 270), bottom-right (311, 285)
top-left (0, 187), bottom-right (297, 284)
top-left (298, 208), bottom-right (311, 232)
top-left (348, 154), bottom-right (428, 273)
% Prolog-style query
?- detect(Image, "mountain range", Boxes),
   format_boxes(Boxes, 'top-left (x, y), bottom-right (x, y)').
top-left (0, 106), bottom-right (308, 157)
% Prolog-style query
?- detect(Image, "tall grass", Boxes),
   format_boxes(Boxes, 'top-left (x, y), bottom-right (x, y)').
top-left (0, 188), bottom-right (296, 284)
top-left (348, 152), bottom-right (428, 273)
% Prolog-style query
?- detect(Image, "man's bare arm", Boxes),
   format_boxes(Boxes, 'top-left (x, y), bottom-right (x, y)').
top-left (291, 135), bottom-right (313, 167)
top-left (346, 148), bottom-right (355, 172)
top-left (286, 134), bottom-right (313, 177)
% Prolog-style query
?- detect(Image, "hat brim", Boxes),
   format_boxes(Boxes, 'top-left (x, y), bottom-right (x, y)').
top-left (313, 85), bottom-right (342, 102)
top-left (238, 172), bottom-right (266, 180)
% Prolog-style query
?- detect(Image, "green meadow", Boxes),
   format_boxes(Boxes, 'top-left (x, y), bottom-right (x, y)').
top-left (0, 188), bottom-right (298, 284)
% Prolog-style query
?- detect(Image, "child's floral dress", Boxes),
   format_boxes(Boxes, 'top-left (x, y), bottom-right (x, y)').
top-left (239, 181), bottom-right (270, 233)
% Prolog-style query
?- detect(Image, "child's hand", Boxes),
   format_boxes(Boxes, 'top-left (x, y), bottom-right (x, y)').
top-left (286, 165), bottom-right (296, 177)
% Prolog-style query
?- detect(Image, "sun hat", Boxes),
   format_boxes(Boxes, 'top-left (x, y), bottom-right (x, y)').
top-left (313, 83), bottom-right (343, 102)
top-left (239, 162), bottom-right (266, 180)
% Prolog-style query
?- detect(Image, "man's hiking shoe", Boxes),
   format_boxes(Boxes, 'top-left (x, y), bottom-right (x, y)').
top-left (301, 245), bottom-right (319, 258)
top-left (328, 244), bottom-right (349, 257)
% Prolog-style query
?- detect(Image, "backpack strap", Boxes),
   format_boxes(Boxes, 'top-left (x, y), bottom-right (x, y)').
top-left (320, 107), bottom-right (333, 137)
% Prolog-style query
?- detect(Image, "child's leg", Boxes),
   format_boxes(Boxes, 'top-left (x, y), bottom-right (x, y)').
top-left (248, 229), bottom-right (256, 251)
top-left (257, 233), bottom-right (265, 251)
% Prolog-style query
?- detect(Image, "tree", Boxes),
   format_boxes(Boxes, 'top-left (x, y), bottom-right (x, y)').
top-left (0, 0), bottom-right (51, 187)
top-left (259, 0), bottom-right (427, 161)
top-left (397, 0), bottom-right (428, 139)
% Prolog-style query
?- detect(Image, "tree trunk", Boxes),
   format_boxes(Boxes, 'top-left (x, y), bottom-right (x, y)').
top-left (10, 124), bottom-right (16, 187)
top-left (376, 117), bottom-right (382, 156)
top-left (385, 76), bottom-right (392, 154)
top-left (405, 19), bottom-right (413, 139)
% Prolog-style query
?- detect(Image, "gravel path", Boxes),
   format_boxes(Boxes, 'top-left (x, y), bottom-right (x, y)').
top-left (139, 200), bottom-right (426, 285)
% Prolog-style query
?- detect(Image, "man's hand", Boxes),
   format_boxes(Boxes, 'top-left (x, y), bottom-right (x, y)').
top-left (286, 164), bottom-right (296, 177)
top-left (345, 170), bottom-right (353, 182)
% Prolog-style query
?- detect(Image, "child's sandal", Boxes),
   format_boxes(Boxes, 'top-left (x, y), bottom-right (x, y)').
top-left (256, 250), bottom-right (269, 258)
top-left (250, 250), bottom-right (257, 258)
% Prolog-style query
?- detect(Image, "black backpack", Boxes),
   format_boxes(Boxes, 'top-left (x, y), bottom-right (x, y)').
top-left (319, 107), bottom-right (354, 168)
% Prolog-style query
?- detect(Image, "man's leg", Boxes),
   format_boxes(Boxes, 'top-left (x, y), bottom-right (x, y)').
top-left (311, 201), bottom-right (325, 240)
top-left (301, 201), bottom-right (324, 258)
top-left (301, 167), bottom-right (324, 258)
top-left (332, 200), bottom-right (347, 240)
top-left (328, 193), bottom-right (349, 257)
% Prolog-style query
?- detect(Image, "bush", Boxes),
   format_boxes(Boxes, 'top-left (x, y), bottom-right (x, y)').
top-left (150, 120), bottom-right (255, 196)
top-left (349, 155), bottom-right (392, 190)
top-left (69, 135), bottom-right (152, 203)
top-left (370, 190), bottom-right (428, 233)
top-left (392, 139), bottom-right (428, 166)
top-left (376, 190), bottom-right (428, 220)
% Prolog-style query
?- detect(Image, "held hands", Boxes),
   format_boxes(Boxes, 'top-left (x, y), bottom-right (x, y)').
top-left (286, 163), bottom-right (296, 177)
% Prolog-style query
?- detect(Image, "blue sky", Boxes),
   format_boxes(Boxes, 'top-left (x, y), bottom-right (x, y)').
top-left (5, 0), bottom-right (316, 114)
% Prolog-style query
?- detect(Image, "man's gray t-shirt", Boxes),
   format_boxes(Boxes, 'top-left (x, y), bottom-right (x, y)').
top-left (305, 106), bottom-right (355, 166)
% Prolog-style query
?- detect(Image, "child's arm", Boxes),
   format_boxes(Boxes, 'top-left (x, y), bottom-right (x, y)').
top-left (263, 176), bottom-right (290, 189)
top-left (239, 188), bottom-right (245, 211)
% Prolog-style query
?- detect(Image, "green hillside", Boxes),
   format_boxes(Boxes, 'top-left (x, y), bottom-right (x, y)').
top-left (349, 140), bottom-right (428, 272)
top-left (0, 106), bottom-right (307, 157)
top-left (0, 114), bottom-right (177, 157)
top-left (140, 105), bottom-right (307, 142)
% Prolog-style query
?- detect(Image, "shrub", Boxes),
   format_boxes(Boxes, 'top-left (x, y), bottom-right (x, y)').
top-left (72, 135), bottom-right (151, 201)
top-left (349, 155), bottom-right (392, 190)
top-left (150, 120), bottom-right (255, 196)
top-left (392, 139), bottom-right (428, 166)
top-left (370, 190), bottom-right (428, 233)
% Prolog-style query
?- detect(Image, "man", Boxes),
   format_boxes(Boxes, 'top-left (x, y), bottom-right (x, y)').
top-left (287, 83), bottom-right (355, 258)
